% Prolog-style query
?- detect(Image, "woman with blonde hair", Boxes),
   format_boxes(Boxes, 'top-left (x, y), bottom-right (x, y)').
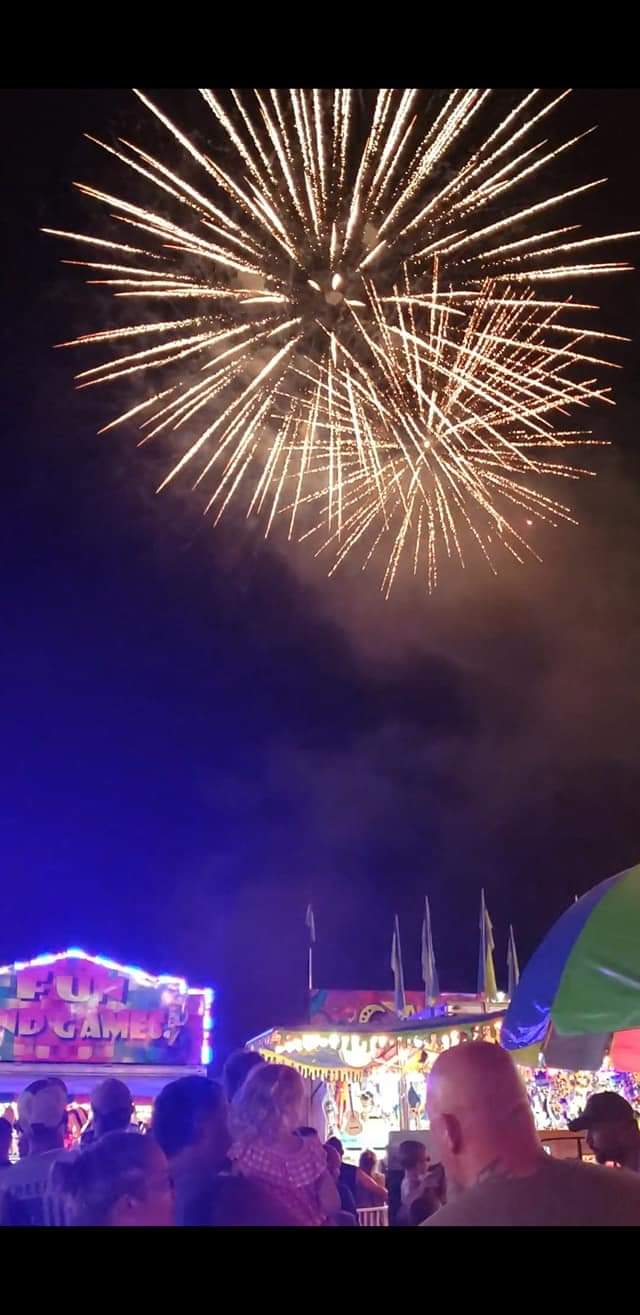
top-left (355, 1149), bottom-right (389, 1208)
top-left (229, 1063), bottom-right (340, 1225)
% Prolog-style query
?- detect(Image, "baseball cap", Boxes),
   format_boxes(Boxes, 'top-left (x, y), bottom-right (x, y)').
top-left (568, 1091), bottom-right (638, 1132)
top-left (18, 1080), bottom-right (68, 1131)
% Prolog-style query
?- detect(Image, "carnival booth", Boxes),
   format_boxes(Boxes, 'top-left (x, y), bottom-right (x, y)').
top-left (246, 870), bottom-right (639, 1160)
top-left (246, 989), bottom-right (504, 1155)
top-left (502, 863), bottom-right (640, 1132)
top-left (247, 984), bottom-right (640, 1155)
top-left (0, 949), bottom-right (213, 1153)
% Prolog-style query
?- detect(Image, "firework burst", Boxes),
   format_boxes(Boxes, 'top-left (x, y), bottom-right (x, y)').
top-left (46, 89), bottom-right (637, 593)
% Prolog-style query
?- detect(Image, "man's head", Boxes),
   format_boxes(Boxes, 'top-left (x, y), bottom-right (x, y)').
top-left (91, 1078), bottom-right (134, 1140)
top-left (222, 1049), bottom-right (264, 1103)
top-left (17, 1079), bottom-right (68, 1154)
top-left (569, 1091), bottom-right (640, 1166)
top-left (326, 1135), bottom-right (343, 1159)
top-left (65, 1131), bottom-right (174, 1227)
top-left (426, 1041), bottom-right (541, 1192)
top-left (152, 1075), bottom-right (229, 1165)
top-left (16, 1080), bottom-right (50, 1157)
top-left (0, 1117), bottom-right (13, 1164)
top-left (399, 1139), bottom-right (429, 1175)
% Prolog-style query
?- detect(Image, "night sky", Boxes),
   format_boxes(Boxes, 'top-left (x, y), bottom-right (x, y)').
top-left (3, 89), bottom-right (640, 1061)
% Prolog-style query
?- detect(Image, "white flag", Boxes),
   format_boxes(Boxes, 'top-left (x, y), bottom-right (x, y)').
top-left (391, 914), bottom-right (406, 1016)
top-left (421, 896), bottom-right (439, 1003)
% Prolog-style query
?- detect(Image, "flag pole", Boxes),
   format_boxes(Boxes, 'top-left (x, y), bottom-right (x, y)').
top-left (478, 889), bottom-right (487, 1002)
top-left (305, 903), bottom-right (316, 1020)
top-left (507, 923), bottom-right (520, 999)
top-left (391, 915), bottom-right (410, 1131)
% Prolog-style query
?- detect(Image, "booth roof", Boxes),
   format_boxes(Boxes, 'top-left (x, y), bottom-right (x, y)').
top-left (0, 1060), bottom-right (206, 1101)
top-left (247, 1010), bottom-right (506, 1050)
top-left (394, 1009), bottom-right (506, 1034)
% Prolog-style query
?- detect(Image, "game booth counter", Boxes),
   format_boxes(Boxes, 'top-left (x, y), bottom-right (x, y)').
top-left (0, 949), bottom-right (214, 1153)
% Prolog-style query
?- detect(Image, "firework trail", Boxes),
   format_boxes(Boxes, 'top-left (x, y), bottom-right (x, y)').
top-left (46, 89), bottom-right (637, 594)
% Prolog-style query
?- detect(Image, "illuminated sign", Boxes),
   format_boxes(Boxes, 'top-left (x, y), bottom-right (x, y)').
top-left (309, 989), bottom-right (429, 1025)
top-left (309, 989), bottom-right (487, 1026)
top-left (0, 950), bottom-right (213, 1067)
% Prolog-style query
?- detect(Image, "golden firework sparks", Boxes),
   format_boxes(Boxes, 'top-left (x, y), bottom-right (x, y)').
top-left (46, 89), bottom-right (637, 593)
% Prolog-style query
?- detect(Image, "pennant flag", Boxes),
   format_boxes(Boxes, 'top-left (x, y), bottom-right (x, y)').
top-left (507, 923), bottom-right (520, 999)
top-left (391, 914), bottom-right (406, 1016)
top-left (305, 903), bottom-right (316, 944)
top-left (478, 889), bottom-right (498, 1000)
top-left (421, 896), bottom-right (439, 1004)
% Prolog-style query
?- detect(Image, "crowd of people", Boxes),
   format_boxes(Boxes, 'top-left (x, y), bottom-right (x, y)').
top-left (0, 1042), bottom-right (639, 1227)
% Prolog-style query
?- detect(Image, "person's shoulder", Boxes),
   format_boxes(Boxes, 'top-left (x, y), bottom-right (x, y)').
top-left (49, 1146), bottom-right (80, 1182)
top-left (543, 1154), bottom-right (634, 1183)
top-left (424, 1158), bottom-right (640, 1228)
top-left (421, 1201), bottom-right (461, 1226)
top-left (421, 1189), bottom-right (485, 1227)
top-left (1, 1156), bottom-right (33, 1187)
top-left (3, 1147), bottom-right (66, 1184)
top-left (43, 1147), bottom-right (69, 1164)
top-left (561, 1156), bottom-right (640, 1197)
top-left (421, 1171), bottom-right (524, 1227)
top-left (542, 1155), bottom-right (640, 1223)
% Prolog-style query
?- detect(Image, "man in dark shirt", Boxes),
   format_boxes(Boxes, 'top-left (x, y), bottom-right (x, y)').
top-left (423, 1041), bottom-right (640, 1227)
top-left (152, 1075), bottom-right (229, 1226)
top-left (569, 1090), bottom-right (640, 1173)
top-left (325, 1141), bottom-right (357, 1216)
top-left (325, 1134), bottom-right (358, 1200)
top-left (222, 1049), bottom-right (264, 1103)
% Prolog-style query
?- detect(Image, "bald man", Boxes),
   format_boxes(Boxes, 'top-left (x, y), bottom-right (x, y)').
top-left (90, 1079), bottom-right (134, 1140)
top-left (424, 1041), bottom-right (640, 1227)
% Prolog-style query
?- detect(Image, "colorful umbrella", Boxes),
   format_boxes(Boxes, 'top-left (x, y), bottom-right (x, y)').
top-left (502, 862), bottom-right (640, 1071)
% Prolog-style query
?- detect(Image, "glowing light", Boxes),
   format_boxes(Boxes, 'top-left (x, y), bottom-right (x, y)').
top-left (201, 986), bottom-right (215, 1066)
top-left (47, 89), bottom-right (637, 594)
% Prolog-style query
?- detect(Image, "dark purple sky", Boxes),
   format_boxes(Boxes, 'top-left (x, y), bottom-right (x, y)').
top-left (2, 89), bottom-right (640, 1059)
